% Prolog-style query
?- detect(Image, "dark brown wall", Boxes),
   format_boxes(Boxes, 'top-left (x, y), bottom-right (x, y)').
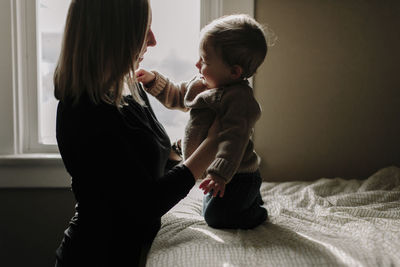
top-left (254, 0), bottom-right (400, 181)
top-left (0, 189), bottom-right (75, 267)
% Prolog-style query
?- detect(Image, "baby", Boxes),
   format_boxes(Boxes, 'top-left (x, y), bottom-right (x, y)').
top-left (136, 14), bottom-right (268, 229)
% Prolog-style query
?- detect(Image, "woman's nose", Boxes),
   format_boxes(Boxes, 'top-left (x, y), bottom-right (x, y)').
top-left (147, 29), bottom-right (157, 47)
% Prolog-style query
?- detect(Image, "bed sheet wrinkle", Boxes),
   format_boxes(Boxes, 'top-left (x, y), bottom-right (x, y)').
top-left (295, 231), bottom-right (366, 267)
top-left (146, 166), bottom-right (400, 267)
top-left (328, 190), bottom-right (400, 207)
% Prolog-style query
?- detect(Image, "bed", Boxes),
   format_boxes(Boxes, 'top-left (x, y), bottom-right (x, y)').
top-left (145, 166), bottom-right (400, 267)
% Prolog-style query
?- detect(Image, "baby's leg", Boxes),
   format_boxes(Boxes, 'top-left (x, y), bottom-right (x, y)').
top-left (256, 191), bottom-right (264, 205)
top-left (202, 171), bottom-right (267, 229)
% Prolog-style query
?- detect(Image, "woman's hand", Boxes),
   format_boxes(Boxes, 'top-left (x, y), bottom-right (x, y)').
top-left (169, 149), bottom-right (182, 162)
top-left (199, 173), bottom-right (226, 197)
top-left (135, 69), bottom-right (156, 86)
top-left (169, 139), bottom-right (182, 161)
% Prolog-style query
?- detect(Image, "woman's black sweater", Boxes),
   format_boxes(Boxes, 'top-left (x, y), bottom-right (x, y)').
top-left (55, 86), bottom-right (194, 266)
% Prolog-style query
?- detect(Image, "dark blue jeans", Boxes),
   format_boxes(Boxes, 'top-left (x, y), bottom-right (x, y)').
top-left (202, 170), bottom-right (268, 229)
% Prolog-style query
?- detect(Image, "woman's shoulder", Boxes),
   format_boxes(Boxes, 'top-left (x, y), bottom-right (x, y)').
top-left (57, 89), bottom-right (157, 138)
top-left (58, 96), bottom-right (132, 132)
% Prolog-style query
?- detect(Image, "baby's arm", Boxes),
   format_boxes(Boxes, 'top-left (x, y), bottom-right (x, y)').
top-left (136, 69), bottom-right (205, 111)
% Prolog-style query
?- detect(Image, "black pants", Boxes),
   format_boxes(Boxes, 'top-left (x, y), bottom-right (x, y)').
top-left (55, 244), bottom-right (150, 267)
top-left (202, 170), bottom-right (268, 229)
top-left (54, 228), bottom-right (145, 267)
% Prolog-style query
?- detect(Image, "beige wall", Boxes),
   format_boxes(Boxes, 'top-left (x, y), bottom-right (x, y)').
top-left (254, 0), bottom-right (400, 181)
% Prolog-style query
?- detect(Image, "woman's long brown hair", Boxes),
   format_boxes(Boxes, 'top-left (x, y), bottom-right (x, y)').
top-left (54, 0), bottom-right (149, 106)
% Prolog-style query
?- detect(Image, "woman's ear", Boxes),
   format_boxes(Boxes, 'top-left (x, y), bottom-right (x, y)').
top-left (230, 65), bottom-right (243, 80)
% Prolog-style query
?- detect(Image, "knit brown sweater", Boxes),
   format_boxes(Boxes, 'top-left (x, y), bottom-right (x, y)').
top-left (144, 71), bottom-right (261, 183)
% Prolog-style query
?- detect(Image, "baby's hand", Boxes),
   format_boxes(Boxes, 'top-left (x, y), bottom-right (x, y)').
top-left (199, 173), bottom-right (226, 198)
top-left (135, 69), bottom-right (156, 86)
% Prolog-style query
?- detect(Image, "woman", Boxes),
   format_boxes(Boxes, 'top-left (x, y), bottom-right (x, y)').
top-left (54, 0), bottom-right (217, 266)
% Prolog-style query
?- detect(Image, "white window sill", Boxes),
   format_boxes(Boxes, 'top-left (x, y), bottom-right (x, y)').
top-left (0, 154), bottom-right (70, 188)
top-left (0, 153), bottom-right (62, 164)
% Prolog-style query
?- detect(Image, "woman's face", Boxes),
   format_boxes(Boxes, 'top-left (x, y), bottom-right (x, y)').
top-left (139, 27), bottom-right (156, 63)
top-left (138, 8), bottom-right (157, 65)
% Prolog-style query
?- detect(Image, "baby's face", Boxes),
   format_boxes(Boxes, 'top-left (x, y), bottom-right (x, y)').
top-left (195, 43), bottom-right (233, 89)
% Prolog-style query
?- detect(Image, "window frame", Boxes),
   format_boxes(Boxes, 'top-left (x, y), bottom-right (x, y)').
top-left (0, 0), bottom-right (254, 187)
top-left (20, 0), bottom-right (56, 153)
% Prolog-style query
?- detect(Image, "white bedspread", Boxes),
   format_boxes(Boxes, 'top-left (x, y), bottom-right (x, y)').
top-left (146, 166), bottom-right (400, 267)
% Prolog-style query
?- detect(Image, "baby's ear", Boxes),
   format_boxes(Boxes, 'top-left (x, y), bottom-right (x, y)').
top-left (230, 65), bottom-right (243, 80)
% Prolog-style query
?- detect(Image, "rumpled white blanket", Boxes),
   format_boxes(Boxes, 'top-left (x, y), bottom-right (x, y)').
top-left (146, 166), bottom-right (400, 267)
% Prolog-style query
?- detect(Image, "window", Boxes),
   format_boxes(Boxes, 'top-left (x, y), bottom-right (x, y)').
top-left (140, 0), bottom-right (199, 142)
top-left (38, 0), bottom-right (201, 144)
top-left (38, 0), bottom-right (69, 145)
top-left (0, 0), bottom-right (253, 187)
top-left (1, 0), bottom-right (253, 156)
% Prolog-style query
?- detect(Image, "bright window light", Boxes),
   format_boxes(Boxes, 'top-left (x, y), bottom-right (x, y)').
top-left (37, 0), bottom-right (200, 144)
top-left (140, 0), bottom-right (200, 142)
top-left (38, 0), bottom-right (69, 145)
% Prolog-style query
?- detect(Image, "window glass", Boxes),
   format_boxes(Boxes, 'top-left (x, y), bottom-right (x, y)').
top-left (38, 0), bottom-right (70, 144)
top-left (140, 0), bottom-right (200, 142)
top-left (38, 0), bottom-right (200, 144)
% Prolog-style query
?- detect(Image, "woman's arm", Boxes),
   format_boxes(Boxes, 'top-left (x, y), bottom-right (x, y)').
top-left (183, 135), bottom-right (218, 180)
top-left (81, 119), bottom-right (217, 221)
top-left (182, 117), bottom-right (220, 180)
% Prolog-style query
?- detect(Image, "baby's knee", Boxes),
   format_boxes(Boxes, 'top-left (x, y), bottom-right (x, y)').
top-left (204, 211), bottom-right (225, 229)
top-left (203, 204), bottom-right (226, 228)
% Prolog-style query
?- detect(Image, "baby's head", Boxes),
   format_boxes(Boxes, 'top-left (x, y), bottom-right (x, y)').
top-left (199, 14), bottom-right (267, 80)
